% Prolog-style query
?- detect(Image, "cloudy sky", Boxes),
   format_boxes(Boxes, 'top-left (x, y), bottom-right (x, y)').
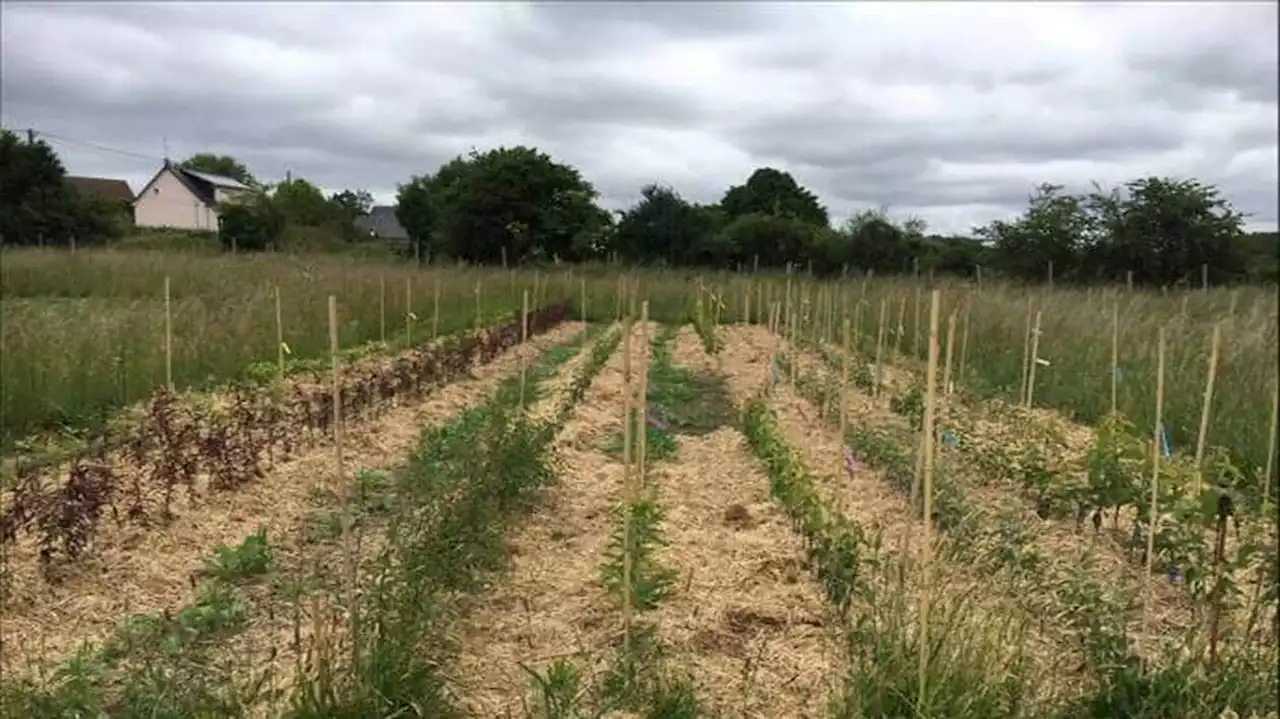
top-left (2, 1), bottom-right (1277, 233)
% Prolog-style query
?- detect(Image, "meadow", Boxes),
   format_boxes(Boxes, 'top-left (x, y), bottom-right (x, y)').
top-left (0, 247), bottom-right (1276, 718)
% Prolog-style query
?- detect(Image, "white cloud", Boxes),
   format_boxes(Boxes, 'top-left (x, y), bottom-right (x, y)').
top-left (2, 0), bottom-right (1275, 233)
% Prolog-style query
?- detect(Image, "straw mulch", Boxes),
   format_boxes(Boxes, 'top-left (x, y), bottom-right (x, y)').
top-left (1, 322), bottom-right (587, 680)
top-left (451, 321), bottom-right (651, 716)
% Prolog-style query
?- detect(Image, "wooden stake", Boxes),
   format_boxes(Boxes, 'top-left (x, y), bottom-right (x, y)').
top-left (328, 295), bottom-right (356, 665)
top-left (519, 290), bottom-right (529, 408)
top-left (432, 278), bottom-right (441, 339)
top-left (894, 295), bottom-right (907, 357)
top-left (580, 278), bottom-right (587, 324)
top-left (638, 302), bottom-right (650, 487)
top-left (958, 303), bottom-right (971, 388)
top-left (1111, 300), bottom-right (1120, 414)
top-left (379, 276), bottom-right (386, 344)
top-left (1140, 327), bottom-right (1166, 665)
top-left (1019, 298), bottom-right (1034, 405)
top-left (621, 317), bottom-right (634, 661)
top-left (274, 285), bottom-right (284, 381)
top-left (841, 317), bottom-right (851, 442)
top-left (405, 278), bottom-right (413, 348)
top-left (874, 299), bottom-right (888, 396)
top-left (912, 286), bottom-right (922, 359)
top-left (164, 276), bottom-right (173, 391)
top-left (1026, 310), bottom-right (1043, 408)
top-left (474, 278), bottom-right (482, 330)
top-left (1265, 376), bottom-right (1278, 505)
top-left (1193, 323), bottom-right (1222, 495)
top-left (917, 289), bottom-right (942, 712)
top-left (943, 310), bottom-right (957, 396)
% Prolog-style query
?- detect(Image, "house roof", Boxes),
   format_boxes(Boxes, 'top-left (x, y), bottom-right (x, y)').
top-left (66, 176), bottom-right (134, 204)
top-left (355, 205), bottom-right (409, 239)
top-left (133, 160), bottom-right (252, 208)
top-left (179, 168), bottom-right (251, 191)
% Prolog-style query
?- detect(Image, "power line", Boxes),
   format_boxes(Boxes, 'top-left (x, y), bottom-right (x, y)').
top-left (34, 129), bottom-right (162, 163)
top-left (4, 124), bottom-right (163, 164)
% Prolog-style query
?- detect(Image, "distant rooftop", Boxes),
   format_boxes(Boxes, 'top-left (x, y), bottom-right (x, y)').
top-left (177, 167), bottom-right (251, 191)
top-left (355, 205), bottom-right (409, 240)
top-left (66, 176), bottom-right (134, 204)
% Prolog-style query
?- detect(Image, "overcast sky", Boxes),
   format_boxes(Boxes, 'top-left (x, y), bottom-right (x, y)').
top-left (3, 1), bottom-right (1277, 234)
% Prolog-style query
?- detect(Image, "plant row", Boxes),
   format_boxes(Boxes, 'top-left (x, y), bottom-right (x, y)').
top-left (0, 304), bottom-right (569, 570)
top-left (7, 323), bottom-right (608, 717)
top-left (801, 333), bottom-right (1277, 617)
top-left (525, 324), bottom-right (704, 718)
top-left (773, 345), bottom-right (1277, 717)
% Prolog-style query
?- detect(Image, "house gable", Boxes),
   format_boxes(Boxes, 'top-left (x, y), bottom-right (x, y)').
top-left (134, 165), bottom-right (213, 209)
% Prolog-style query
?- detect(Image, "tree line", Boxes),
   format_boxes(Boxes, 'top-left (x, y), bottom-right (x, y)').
top-left (2, 129), bottom-right (1275, 285)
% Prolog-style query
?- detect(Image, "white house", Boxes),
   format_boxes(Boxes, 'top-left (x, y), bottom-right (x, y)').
top-left (132, 160), bottom-right (251, 231)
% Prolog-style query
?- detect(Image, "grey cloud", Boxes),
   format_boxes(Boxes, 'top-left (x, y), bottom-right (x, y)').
top-left (2, 1), bottom-right (1276, 234)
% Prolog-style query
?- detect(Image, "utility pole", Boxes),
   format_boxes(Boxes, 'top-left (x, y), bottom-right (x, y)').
top-left (27, 128), bottom-right (35, 144)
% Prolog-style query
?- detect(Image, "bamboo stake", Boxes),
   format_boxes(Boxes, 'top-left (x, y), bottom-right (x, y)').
top-left (1026, 310), bottom-right (1043, 408)
top-left (274, 285), bottom-right (284, 381)
top-left (917, 289), bottom-right (942, 712)
top-left (1192, 322), bottom-right (1222, 495)
top-left (474, 278), bottom-right (482, 330)
top-left (164, 276), bottom-right (173, 391)
top-left (1140, 327), bottom-right (1166, 666)
top-left (580, 278), bottom-right (587, 324)
top-left (958, 303), bottom-right (970, 387)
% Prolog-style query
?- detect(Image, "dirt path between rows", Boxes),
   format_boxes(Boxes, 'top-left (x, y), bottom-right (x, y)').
top-left (452, 321), bottom-right (649, 716)
top-left (651, 326), bottom-right (839, 718)
top-left (3, 322), bottom-right (587, 679)
top-left (715, 324), bottom-right (1088, 705)
top-left (220, 322), bottom-right (606, 717)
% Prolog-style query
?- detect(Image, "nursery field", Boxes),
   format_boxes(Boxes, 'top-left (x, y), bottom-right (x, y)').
top-left (0, 248), bottom-right (1277, 717)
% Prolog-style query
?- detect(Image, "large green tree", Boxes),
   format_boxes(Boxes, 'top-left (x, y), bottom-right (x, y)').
top-left (272, 177), bottom-right (330, 226)
top-left (1083, 177), bottom-right (1247, 286)
top-left (721, 167), bottom-right (830, 228)
top-left (179, 153), bottom-right (256, 186)
top-left (0, 129), bottom-right (122, 246)
top-left (399, 146), bottom-right (607, 264)
top-left (613, 184), bottom-right (725, 265)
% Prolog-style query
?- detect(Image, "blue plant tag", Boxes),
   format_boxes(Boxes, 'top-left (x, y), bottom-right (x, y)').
top-left (1160, 422), bottom-right (1172, 458)
top-left (939, 429), bottom-right (958, 447)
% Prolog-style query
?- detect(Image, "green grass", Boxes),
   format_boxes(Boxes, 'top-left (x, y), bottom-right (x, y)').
top-left (0, 249), bottom-right (544, 449)
top-left (6, 251), bottom-right (1274, 496)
